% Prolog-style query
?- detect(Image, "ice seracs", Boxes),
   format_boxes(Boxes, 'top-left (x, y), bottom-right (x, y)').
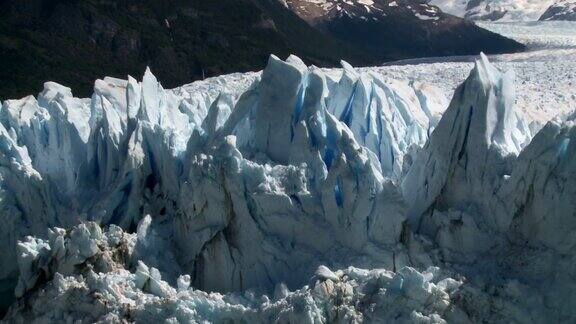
top-left (503, 117), bottom-right (576, 252)
top-left (3, 53), bottom-right (576, 322)
top-left (402, 53), bottom-right (532, 228)
top-left (0, 53), bottom-right (443, 308)
top-left (175, 54), bottom-right (421, 293)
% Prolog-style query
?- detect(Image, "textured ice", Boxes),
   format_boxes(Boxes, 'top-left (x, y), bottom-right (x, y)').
top-left (2, 53), bottom-right (576, 322)
top-left (5, 222), bottom-right (472, 323)
top-left (479, 21), bottom-right (576, 49)
top-left (0, 54), bottom-right (442, 306)
top-left (373, 20), bottom-right (576, 128)
top-left (402, 53), bottom-right (532, 226)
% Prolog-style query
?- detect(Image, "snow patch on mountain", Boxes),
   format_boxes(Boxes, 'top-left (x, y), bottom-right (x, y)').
top-left (429, 0), bottom-right (554, 21)
top-left (286, 0), bottom-right (443, 22)
top-left (540, 0), bottom-right (576, 21)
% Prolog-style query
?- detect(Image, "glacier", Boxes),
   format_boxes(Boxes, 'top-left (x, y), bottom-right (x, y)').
top-left (1, 53), bottom-right (576, 322)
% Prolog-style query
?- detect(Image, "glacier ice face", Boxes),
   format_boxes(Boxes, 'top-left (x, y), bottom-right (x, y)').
top-left (0, 54), bottom-right (443, 307)
top-left (6, 222), bottom-right (470, 323)
top-left (2, 53), bottom-right (576, 322)
top-left (174, 54), bottom-right (431, 293)
top-left (402, 53), bottom-right (532, 230)
top-left (505, 119), bottom-right (576, 251)
top-left (398, 55), bottom-right (576, 322)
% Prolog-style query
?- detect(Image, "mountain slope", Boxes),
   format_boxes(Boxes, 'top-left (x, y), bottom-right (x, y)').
top-left (0, 0), bottom-right (524, 100)
top-left (540, 0), bottom-right (576, 20)
top-left (429, 0), bottom-right (554, 21)
top-left (285, 0), bottom-right (524, 59)
top-left (0, 0), bottom-right (372, 100)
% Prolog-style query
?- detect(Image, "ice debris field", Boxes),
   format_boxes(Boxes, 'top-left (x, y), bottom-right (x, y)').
top-left (1, 23), bottom-right (576, 322)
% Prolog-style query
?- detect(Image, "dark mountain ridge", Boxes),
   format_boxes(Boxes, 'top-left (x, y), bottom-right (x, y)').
top-left (286, 0), bottom-right (524, 59)
top-left (0, 0), bottom-right (523, 99)
top-left (0, 0), bottom-right (372, 99)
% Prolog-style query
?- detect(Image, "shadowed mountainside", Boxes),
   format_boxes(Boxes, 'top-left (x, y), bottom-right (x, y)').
top-left (0, 0), bottom-right (523, 106)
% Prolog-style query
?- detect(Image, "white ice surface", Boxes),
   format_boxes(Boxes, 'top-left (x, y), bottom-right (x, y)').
top-left (370, 21), bottom-right (576, 127)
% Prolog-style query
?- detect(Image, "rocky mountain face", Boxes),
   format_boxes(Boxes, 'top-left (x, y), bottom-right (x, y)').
top-left (0, 0), bottom-right (524, 100)
top-left (428, 0), bottom-right (576, 22)
top-left (540, 0), bottom-right (576, 21)
top-left (0, 0), bottom-right (369, 100)
top-left (285, 0), bottom-right (524, 59)
top-left (428, 0), bottom-right (554, 21)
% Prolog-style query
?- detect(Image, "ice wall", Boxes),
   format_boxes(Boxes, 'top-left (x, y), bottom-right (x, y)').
top-left (2, 54), bottom-right (576, 322)
top-left (0, 54), bottom-right (443, 305)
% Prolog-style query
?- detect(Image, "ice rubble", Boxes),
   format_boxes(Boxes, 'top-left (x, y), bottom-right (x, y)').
top-left (5, 222), bottom-right (468, 323)
top-left (1, 53), bottom-right (576, 322)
